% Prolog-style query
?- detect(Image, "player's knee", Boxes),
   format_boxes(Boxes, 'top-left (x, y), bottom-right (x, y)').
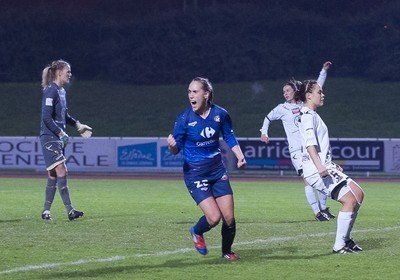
top-left (55, 163), bottom-right (68, 177)
top-left (349, 181), bottom-right (365, 203)
top-left (208, 214), bottom-right (222, 227)
top-left (224, 217), bottom-right (235, 227)
top-left (342, 194), bottom-right (358, 210)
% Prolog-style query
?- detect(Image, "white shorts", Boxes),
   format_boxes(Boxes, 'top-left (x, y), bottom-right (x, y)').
top-left (290, 150), bottom-right (303, 176)
top-left (304, 163), bottom-right (351, 201)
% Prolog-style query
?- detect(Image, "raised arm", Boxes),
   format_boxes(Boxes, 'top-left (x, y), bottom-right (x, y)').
top-left (316, 61), bottom-right (332, 88)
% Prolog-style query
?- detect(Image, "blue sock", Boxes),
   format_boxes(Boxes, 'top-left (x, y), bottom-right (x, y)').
top-left (193, 215), bottom-right (213, 235)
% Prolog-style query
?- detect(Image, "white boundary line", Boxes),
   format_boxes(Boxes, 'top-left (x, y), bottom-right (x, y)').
top-left (1, 226), bottom-right (399, 275)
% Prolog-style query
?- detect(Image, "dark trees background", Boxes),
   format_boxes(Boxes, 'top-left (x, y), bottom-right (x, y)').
top-left (0, 0), bottom-right (399, 84)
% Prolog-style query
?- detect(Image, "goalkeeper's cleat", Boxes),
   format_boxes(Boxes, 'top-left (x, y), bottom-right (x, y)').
top-left (332, 246), bottom-right (355, 254)
top-left (222, 251), bottom-right (240, 261)
top-left (321, 207), bottom-right (335, 219)
top-left (42, 210), bottom-right (52, 221)
top-left (315, 211), bottom-right (330, 221)
top-left (68, 209), bottom-right (84, 221)
top-left (346, 239), bottom-right (363, 251)
top-left (190, 227), bottom-right (208, 255)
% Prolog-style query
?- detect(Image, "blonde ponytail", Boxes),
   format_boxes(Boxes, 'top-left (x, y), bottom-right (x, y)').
top-left (41, 59), bottom-right (70, 89)
top-left (41, 66), bottom-right (54, 88)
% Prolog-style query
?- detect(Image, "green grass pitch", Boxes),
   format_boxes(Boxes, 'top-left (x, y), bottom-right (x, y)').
top-left (0, 177), bottom-right (399, 279)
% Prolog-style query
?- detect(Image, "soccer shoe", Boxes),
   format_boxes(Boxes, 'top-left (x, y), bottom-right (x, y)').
top-left (321, 207), bottom-right (336, 219)
top-left (314, 211), bottom-right (330, 221)
top-left (222, 252), bottom-right (240, 261)
top-left (346, 239), bottom-right (363, 251)
top-left (68, 209), bottom-right (84, 221)
top-left (332, 246), bottom-right (355, 254)
top-left (41, 210), bottom-right (52, 221)
top-left (190, 227), bottom-right (208, 255)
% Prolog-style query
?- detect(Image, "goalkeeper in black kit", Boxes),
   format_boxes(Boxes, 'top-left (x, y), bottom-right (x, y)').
top-left (39, 59), bottom-right (92, 221)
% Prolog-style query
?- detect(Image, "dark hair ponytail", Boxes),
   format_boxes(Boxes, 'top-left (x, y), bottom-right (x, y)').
top-left (285, 78), bottom-right (302, 101)
top-left (296, 80), bottom-right (318, 102)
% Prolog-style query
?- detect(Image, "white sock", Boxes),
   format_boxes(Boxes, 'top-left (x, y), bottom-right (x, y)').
top-left (333, 211), bottom-right (353, 250)
top-left (305, 185), bottom-right (319, 215)
top-left (318, 191), bottom-right (328, 210)
top-left (346, 203), bottom-right (360, 241)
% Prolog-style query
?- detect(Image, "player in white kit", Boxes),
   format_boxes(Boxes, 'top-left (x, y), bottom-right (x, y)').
top-left (297, 80), bottom-right (365, 253)
top-left (260, 62), bottom-right (334, 221)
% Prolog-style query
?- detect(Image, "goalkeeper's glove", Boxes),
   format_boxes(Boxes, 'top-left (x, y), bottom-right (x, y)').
top-left (76, 121), bottom-right (93, 138)
top-left (59, 131), bottom-right (69, 149)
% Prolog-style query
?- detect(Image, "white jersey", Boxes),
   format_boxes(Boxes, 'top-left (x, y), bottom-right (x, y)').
top-left (260, 102), bottom-right (303, 153)
top-left (260, 68), bottom-right (328, 154)
top-left (299, 106), bottom-right (332, 177)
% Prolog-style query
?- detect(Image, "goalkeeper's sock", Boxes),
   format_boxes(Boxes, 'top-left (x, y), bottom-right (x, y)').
top-left (57, 176), bottom-right (73, 213)
top-left (44, 178), bottom-right (57, 211)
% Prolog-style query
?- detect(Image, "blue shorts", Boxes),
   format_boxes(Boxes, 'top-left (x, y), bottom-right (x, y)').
top-left (40, 135), bottom-right (66, 171)
top-left (184, 168), bottom-right (233, 205)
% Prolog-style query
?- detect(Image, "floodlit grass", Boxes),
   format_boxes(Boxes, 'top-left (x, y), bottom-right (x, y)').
top-left (0, 177), bottom-right (399, 279)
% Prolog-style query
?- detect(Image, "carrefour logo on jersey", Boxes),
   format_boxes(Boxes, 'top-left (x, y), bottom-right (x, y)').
top-left (196, 127), bottom-right (217, 147)
top-left (200, 127), bottom-right (216, 139)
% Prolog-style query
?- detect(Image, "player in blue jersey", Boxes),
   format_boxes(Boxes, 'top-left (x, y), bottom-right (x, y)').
top-left (40, 59), bottom-right (92, 221)
top-left (167, 77), bottom-right (246, 261)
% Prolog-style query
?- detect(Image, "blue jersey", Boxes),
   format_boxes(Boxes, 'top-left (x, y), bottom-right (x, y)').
top-left (172, 104), bottom-right (239, 175)
top-left (39, 82), bottom-right (77, 137)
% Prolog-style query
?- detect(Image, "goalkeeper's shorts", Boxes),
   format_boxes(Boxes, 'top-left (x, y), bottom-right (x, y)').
top-left (40, 135), bottom-right (66, 171)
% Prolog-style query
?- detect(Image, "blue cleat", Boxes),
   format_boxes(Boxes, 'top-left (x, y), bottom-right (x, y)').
top-left (190, 227), bottom-right (208, 255)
